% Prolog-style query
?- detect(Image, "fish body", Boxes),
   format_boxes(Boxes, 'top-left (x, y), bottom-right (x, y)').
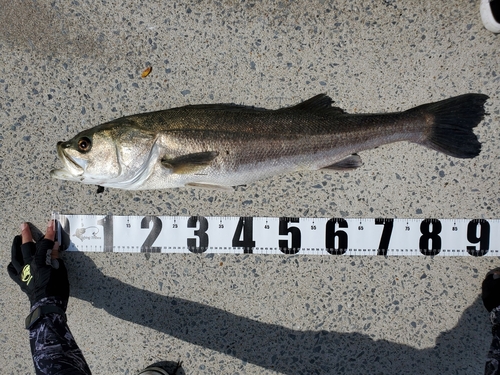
top-left (50, 93), bottom-right (488, 191)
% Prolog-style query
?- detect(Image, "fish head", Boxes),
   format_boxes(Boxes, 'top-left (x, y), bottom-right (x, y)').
top-left (51, 126), bottom-right (122, 184)
top-left (51, 120), bottom-right (158, 187)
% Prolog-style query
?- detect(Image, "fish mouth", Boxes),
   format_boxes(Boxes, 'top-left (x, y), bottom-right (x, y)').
top-left (50, 142), bottom-right (85, 180)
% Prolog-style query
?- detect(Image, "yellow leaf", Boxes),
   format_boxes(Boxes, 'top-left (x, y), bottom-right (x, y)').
top-left (141, 66), bottom-right (152, 78)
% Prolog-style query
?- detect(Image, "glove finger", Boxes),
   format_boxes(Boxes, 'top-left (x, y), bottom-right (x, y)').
top-left (7, 262), bottom-right (24, 287)
top-left (10, 235), bottom-right (24, 273)
top-left (21, 242), bottom-right (36, 265)
top-left (34, 239), bottom-right (55, 266)
top-left (51, 241), bottom-right (60, 260)
top-left (44, 220), bottom-right (56, 242)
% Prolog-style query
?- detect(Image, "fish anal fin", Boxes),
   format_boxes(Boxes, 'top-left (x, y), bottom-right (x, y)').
top-left (322, 154), bottom-right (362, 170)
top-left (185, 182), bottom-right (234, 192)
top-left (161, 151), bottom-right (219, 174)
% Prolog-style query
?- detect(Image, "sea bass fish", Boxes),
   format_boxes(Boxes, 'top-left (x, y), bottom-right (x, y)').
top-left (50, 93), bottom-right (488, 191)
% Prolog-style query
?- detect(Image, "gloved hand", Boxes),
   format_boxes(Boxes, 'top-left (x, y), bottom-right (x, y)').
top-left (7, 221), bottom-right (69, 309)
top-left (482, 267), bottom-right (500, 312)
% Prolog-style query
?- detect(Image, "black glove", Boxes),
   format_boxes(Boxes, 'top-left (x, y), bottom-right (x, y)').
top-left (7, 225), bottom-right (69, 309)
top-left (482, 267), bottom-right (500, 312)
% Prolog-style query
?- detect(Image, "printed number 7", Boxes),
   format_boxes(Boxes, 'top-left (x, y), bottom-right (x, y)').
top-left (375, 218), bottom-right (393, 256)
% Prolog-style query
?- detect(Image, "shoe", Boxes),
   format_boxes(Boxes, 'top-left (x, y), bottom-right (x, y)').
top-left (136, 361), bottom-right (183, 375)
top-left (137, 367), bottom-right (169, 375)
top-left (481, 0), bottom-right (500, 33)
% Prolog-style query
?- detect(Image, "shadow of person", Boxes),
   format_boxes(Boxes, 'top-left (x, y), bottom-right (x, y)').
top-left (65, 252), bottom-right (491, 374)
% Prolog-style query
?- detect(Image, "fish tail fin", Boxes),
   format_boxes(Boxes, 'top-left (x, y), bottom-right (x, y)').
top-left (409, 93), bottom-right (489, 158)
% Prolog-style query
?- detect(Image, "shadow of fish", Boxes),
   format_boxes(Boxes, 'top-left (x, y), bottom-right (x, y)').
top-left (50, 93), bottom-right (488, 191)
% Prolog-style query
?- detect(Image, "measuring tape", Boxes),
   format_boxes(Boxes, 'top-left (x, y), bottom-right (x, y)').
top-left (53, 214), bottom-right (499, 257)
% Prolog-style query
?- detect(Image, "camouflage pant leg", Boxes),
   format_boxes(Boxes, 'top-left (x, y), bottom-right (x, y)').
top-left (29, 313), bottom-right (91, 375)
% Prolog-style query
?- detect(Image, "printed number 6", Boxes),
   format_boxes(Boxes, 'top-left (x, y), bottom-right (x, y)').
top-left (325, 218), bottom-right (348, 255)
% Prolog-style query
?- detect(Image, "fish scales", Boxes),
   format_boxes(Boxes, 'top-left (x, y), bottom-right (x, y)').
top-left (51, 93), bottom-right (488, 191)
top-left (138, 110), bottom-right (413, 155)
top-left (136, 110), bottom-right (422, 171)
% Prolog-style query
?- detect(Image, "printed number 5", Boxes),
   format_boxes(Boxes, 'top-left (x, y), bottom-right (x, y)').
top-left (279, 218), bottom-right (301, 254)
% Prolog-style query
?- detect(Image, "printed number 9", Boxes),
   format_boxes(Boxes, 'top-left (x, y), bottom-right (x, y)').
top-left (467, 219), bottom-right (490, 256)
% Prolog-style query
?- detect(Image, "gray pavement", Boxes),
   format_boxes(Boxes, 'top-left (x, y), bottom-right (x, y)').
top-left (0, 0), bottom-right (499, 374)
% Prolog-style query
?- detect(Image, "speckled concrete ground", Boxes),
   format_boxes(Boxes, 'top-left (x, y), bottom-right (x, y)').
top-left (0, 0), bottom-right (499, 374)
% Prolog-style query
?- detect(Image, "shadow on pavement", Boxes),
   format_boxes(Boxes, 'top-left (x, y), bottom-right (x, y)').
top-left (66, 252), bottom-right (490, 375)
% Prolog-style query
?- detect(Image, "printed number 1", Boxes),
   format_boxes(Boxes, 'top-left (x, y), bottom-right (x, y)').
top-left (97, 215), bottom-right (113, 252)
top-left (57, 216), bottom-right (71, 251)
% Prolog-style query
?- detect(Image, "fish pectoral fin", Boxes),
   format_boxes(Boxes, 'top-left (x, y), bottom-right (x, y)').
top-left (322, 154), bottom-right (363, 170)
top-left (161, 151), bottom-right (219, 174)
top-left (185, 182), bottom-right (234, 192)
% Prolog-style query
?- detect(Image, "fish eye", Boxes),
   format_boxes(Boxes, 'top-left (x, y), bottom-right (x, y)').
top-left (77, 137), bottom-right (92, 153)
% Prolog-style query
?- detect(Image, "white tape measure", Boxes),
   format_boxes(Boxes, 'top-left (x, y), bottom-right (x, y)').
top-left (53, 214), bottom-right (499, 257)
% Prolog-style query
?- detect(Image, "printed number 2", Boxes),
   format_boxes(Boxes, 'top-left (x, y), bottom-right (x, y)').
top-left (140, 216), bottom-right (162, 253)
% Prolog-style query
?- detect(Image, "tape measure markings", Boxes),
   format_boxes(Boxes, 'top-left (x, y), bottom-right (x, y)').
top-left (53, 214), bottom-right (499, 257)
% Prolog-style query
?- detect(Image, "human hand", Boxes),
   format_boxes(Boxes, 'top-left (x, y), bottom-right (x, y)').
top-left (482, 267), bottom-right (500, 312)
top-left (7, 220), bottom-right (69, 309)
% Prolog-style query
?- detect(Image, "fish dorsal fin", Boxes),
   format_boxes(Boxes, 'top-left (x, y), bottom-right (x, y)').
top-left (284, 94), bottom-right (346, 114)
top-left (321, 154), bottom-right (362, 170)
top-left (171, 95), bottom-right (345, 114)
top-left (161, 151), bottom-right (219, 174)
